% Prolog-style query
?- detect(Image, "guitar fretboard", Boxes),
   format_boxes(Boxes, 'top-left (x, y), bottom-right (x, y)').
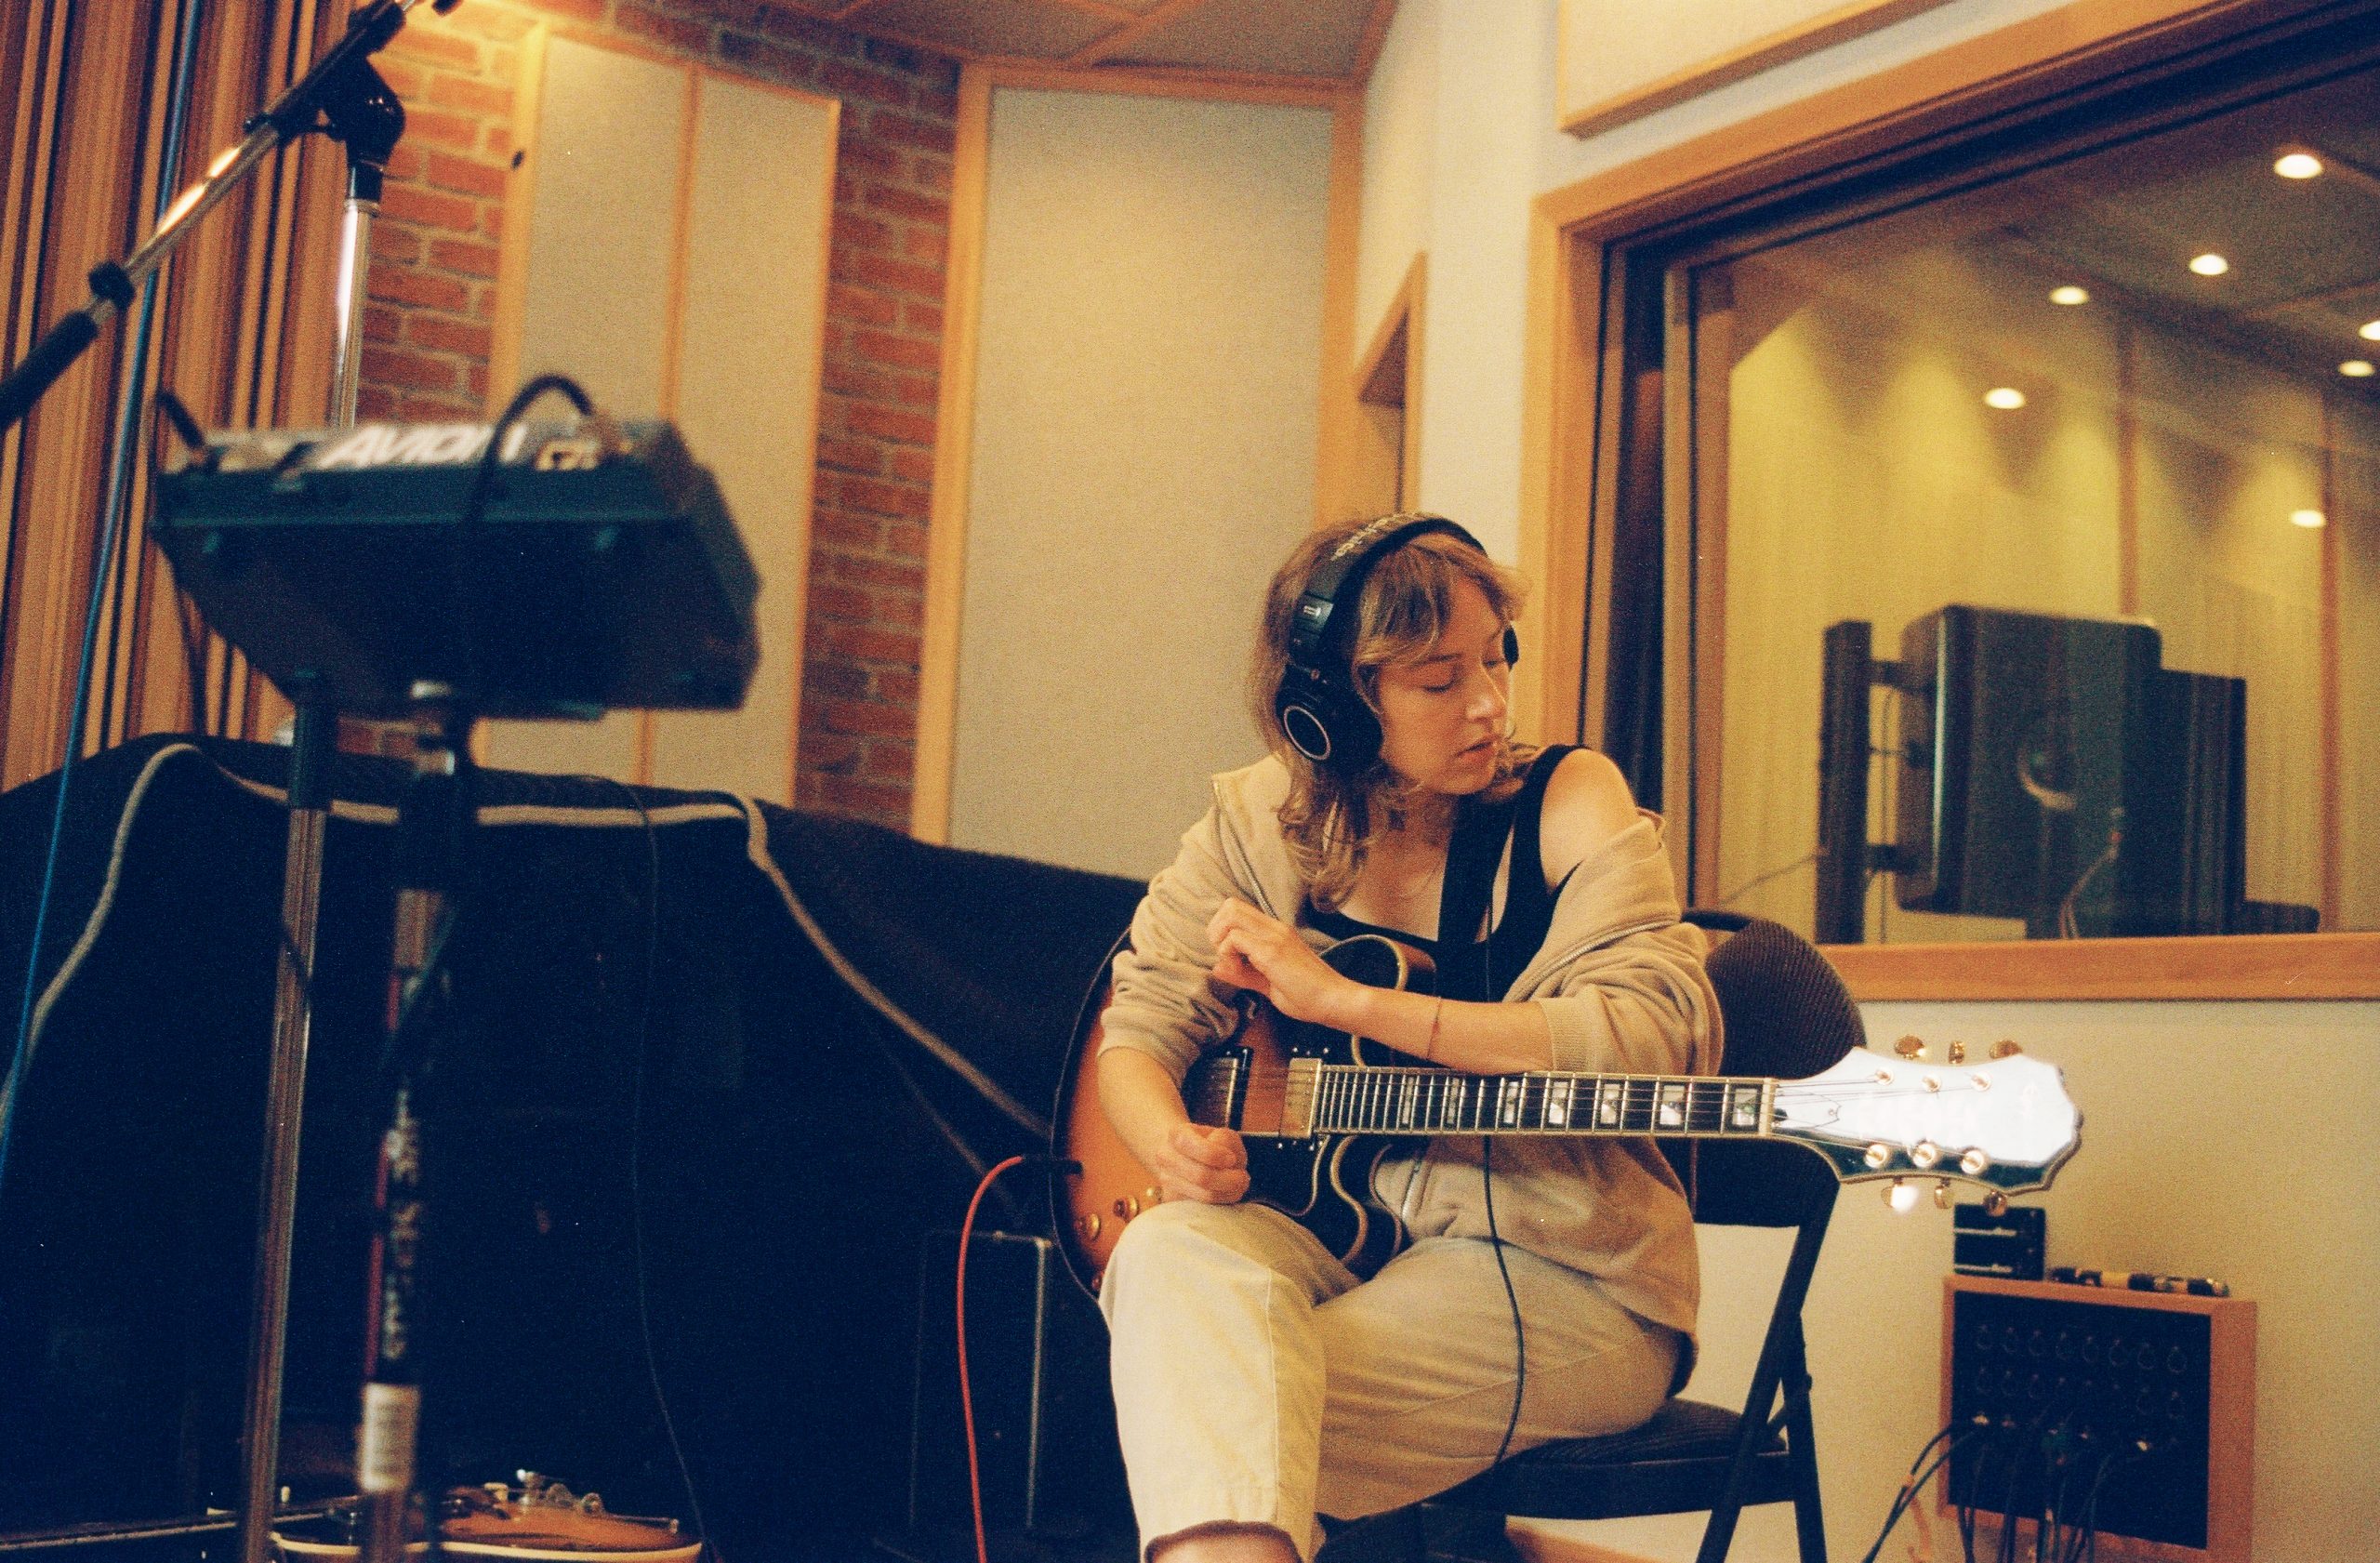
top-left (1286, 1064), bottom-right (1771, 1140)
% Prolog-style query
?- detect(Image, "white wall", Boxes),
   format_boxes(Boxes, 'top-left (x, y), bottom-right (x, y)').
top-left (947, 86), bottom-right (1335, 881)
top-left (1351, 4), bottom-right (2380, 1558)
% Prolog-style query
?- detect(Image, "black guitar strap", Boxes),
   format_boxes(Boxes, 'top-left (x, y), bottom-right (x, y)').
top-left (1435, 781), bottom-right (1522, 1004)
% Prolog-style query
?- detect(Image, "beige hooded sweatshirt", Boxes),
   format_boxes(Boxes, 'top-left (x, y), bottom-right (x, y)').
top-left (1098, 755), bottom-right (1722, 1341)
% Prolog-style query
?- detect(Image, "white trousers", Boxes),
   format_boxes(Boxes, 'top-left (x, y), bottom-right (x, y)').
top-left (1099, 1199), bottom-right (1681, 1563)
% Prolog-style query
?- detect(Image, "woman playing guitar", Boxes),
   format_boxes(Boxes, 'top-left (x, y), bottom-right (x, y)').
top-left (1093, 515), bottom-right (1721, 1563)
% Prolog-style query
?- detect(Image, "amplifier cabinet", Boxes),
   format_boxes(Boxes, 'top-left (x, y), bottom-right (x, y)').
top-left (906, 1230), bottom-right (1131, 1545)
top-left (1940, 1275), bottom-right (2254, 1563)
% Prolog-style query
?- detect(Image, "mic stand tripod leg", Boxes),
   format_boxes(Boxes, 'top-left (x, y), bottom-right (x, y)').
top-left (357, 690), bottom-right (475, 1563)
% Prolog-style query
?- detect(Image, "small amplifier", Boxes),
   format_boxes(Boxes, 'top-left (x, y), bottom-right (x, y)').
top-left (1953, 1200), bottom-right (2044, 1279)
top-left (904, 1230), bottom-right (1131, 1547)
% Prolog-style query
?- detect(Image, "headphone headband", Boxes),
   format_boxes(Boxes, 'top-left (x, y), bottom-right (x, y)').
top-left (1286, 514), bottom-right (1485, 674)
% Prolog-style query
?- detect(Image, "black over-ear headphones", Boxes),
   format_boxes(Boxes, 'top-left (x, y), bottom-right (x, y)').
top-left (1272, 514), bottom-right (1521, 773)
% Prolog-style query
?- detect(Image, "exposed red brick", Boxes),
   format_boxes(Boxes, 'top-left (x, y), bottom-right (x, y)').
top-left (427, 73), bottom-right (513, 119)
top-left (615, 4), bottom-right (713, 54)
top-left (868, 108), bottom-right (953, 154)
top-left (830, 554), bottom-right (924, 592)
top-left (430, 237), bottom-right (502, 279)
top-left (807, 581), bottom-right (873, 620)
top-left (357, 385), bottom-right (398, 420)
top-left (815, 435), bottom-right (881, 474)
top-left (819, 695), bottom-right (918, 735)
top-left (443, 6), bottom-right (536, 41)
top-left (814, 775), bottom-right (908, 817)
top-left (715, 29), bottom-right (813, 83)
top-left (819, 60), bottom-right (913, 110)
top-left (836, 137), bottom-right (899, 176)
top-left (361, 0), bottom-right (958, 827)
top-left (840, 475), bottom-right (930, 520)
top-left (886, 372), bottom-right (938, 408)
top-left (397, 391), bottom-right (483, 421)
top-left (514, 0), bottom-right (607, 22)
top-left (846, 403), bottom-right (935, 446)
top-left (866, 183), bottom-right (948, 224)
top-left (381, 184), bottom-right (480, 235)
top-left (364, 346), bottom-right (459, 393)
top-left (404, 314), bottom-right (493, 357)
top-left (373, 268), bottom-right (470, 312)
top-left (426, 152), bottom-right (508, 200)
top-left (859, 742), bottom-right (913, 783)
top-left (853, 328), bottom-right (937, 372)
top-left (388, 27), bottom-right (481, 72)
top-left (813, 512), bottom-right (885, 551)
top-left (402, 107), bottom-right (483, 152)
top-left (378, 60), bottom-right (430, 100)
top-left (828, 283), bottom-right (899, 326)
top-left (375, 225), bottom-right (424, 265)
top-left (832, 248), bottom-right (941, 298)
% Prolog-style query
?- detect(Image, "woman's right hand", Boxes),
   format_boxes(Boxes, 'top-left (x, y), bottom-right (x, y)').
top-left (1150, 1120), bottom-right (1250, 1204)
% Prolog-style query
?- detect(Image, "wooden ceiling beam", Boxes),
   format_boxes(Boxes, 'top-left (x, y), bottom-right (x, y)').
top-left (1065, 0), bottom-right (1210, 68)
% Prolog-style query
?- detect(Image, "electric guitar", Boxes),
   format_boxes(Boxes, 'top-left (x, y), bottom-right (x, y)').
top-left (1051, 934), bottom-right (2081, 1296)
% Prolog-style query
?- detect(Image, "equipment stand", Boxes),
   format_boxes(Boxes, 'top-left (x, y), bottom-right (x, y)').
top-left (225, 17), bottom-right (414, 1563)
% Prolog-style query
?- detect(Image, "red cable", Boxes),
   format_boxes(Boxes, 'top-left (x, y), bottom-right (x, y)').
top-left (956, 1154), bottom-right (1029, 1563)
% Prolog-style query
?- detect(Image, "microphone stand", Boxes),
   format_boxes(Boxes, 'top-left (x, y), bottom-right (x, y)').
top-left (239, 36), bottom-right (408, 1563)
top-left (0, 5), bottom-right (454, 1562)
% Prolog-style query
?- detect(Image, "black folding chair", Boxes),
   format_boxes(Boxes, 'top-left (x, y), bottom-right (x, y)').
top-left (1382, 909), bottom-right (1861, 1563)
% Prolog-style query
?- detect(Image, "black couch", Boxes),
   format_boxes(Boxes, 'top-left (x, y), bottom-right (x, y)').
top-left (0, 736), bottom-right (1144, 1557)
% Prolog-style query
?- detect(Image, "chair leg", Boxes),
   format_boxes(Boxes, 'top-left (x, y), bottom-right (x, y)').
top-left (1779, 1334), bottom-right (1826, 1563)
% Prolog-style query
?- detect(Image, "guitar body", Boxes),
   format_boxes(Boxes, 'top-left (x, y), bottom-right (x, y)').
top-left (1051, 934), bottom-right (1432, 1296)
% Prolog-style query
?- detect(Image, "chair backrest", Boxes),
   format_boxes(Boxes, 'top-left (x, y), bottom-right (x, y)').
top-left (1678, 909), bottom-right (1864, 1229)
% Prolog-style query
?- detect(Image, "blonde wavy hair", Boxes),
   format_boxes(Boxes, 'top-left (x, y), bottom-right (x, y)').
top-left (1247, 515), bottom-right (1534, 913)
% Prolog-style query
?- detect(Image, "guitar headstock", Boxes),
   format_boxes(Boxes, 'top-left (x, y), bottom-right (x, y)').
top-left (1771, 1040), bottom-right (2081, 1209)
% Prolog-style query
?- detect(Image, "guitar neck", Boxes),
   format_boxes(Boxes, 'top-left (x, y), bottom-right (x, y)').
top-left (1279, 1063), bottom-right (1774, 1141)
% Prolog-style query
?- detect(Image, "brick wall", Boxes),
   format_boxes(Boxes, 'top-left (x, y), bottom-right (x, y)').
top-left (360, 0), bottom-right (957, 829)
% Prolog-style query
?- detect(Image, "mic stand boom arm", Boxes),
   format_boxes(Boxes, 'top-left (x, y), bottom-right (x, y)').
top-left (0, 0), bottom-right (448, 433)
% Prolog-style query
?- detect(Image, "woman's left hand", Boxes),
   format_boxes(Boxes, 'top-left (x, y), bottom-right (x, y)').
top-left (1206, 899), bottom-right (1360, 1030)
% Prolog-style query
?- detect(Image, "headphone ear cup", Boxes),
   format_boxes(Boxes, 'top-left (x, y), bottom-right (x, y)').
top-left (1274, 668), bottom-right (1382, 773)
top-left (1503, 626), bottom-right (1521, 668)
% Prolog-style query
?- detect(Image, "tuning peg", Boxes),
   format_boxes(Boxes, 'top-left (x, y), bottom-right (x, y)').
top-left (1909, 1141), bottom-right (1941, 1170)
top-left (1864, 1143), bottom-right (1892, 1170)
top-left (1960, 1149), bottom-right (1990, 1176)
top-left (1886, 1179), bottom-right (1921, 1213)
top-left (1990, 1040), bottom-right (2022, 1059)
top-left (1948, 1040), bottom-right (1967, 1065)
top-left (1895, 1035), bottom-right (1924, 1059)
top-left (1984, 1192), bottom-right (2010, 1218)
top-left (1934, 1180), bottom-right (1953, 1210)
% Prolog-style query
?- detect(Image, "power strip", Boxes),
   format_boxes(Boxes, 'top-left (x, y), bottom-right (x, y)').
top-left (1939, 1276), bottom-right (2254, 1562)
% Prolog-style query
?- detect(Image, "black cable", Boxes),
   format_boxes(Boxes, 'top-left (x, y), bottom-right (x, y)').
top-left (1858, 1421), bottom-right (1986, 1563)
top-left (586, 775), bottom-right (720, 1563)
top-left (1478, 1136), bottom-right (1527, 1470)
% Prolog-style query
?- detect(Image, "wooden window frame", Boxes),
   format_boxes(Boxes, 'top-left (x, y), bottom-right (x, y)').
top-left (1518, 0), bottom-right (2380, 1001)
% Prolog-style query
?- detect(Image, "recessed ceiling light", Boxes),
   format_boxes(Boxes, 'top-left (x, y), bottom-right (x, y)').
top-left (2343, 360), bottom-right (2377, 378)
top-left (2291, 510), bottom-right (2327, 529)
top-left (2049, 285), bottom-right (2090, 306)
top-left (2273, 152), bottom-right (2324, 179)
top-left (2188, 253), bottom-right (2230, 277)
top-left (2360, 320), bottom-right (2380, 341)
top-left (1984, 387), bottom-right (2028, 410)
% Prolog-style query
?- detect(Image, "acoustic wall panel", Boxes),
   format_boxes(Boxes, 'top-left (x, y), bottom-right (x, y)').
top-left (483, 33), bottom-right (835, 801)
top-left (649, 73), bottom-right (837, 798)
top-left (947, 87), bottom-right (1336, 880)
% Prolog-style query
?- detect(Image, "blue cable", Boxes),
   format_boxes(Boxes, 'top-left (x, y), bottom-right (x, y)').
top-left (0, 0), bottom-right (207, 1205)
